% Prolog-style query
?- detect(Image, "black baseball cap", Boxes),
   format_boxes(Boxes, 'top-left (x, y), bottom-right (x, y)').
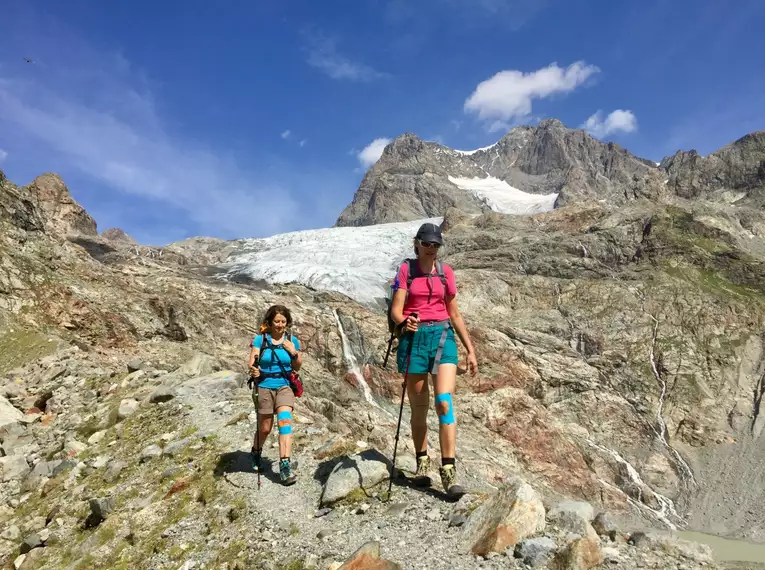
top-left (415, 222), bottom-right (443, 244)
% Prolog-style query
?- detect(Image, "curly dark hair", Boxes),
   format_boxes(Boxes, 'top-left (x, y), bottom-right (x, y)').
top-left (259, 304), bottom-right (293, 333)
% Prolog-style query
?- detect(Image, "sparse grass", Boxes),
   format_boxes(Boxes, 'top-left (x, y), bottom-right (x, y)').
top-left (663, 262), bottom-right (765, 304)
top-left (278, 560), bottom-right (308, 570)
top-left (179, 425), bottom-right (199, 438)
top-left (288, 522), bottom-right (300, 536)
top-left (0, 328), bottom-right (59, 374)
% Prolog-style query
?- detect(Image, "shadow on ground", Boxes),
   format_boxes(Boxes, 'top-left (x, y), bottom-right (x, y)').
top-left (213, 450), bottom-right (284, 486)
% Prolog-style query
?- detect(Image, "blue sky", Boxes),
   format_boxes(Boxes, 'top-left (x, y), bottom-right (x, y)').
top-left (0, 0), bottom-right (763, 245)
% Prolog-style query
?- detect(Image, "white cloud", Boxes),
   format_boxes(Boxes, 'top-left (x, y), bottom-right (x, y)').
top-left (464, 61), bottom-right (600, 126)
top-left (358, 138), bottom-right (391, 168)
top-left (281, 129), bottom-right (291, 139)
top-left (0, 149), bottom-right (7, 163)
top-left (306, 35), bottom-right (387, 82)
top-left (299, 139), bottom-right (307, 147)
top-left (581, 109), bottom-right (638, 138)
top-left (0, 59), bottom-right (302, 240)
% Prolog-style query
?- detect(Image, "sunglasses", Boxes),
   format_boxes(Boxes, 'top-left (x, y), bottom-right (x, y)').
top-left (418, 240), bottom-right (441, 249)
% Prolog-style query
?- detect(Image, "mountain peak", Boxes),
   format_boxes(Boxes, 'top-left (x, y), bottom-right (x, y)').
top-left (102, 227), bottom-right (138, 244)
top-left (537, 117), bottom-right (567, 130)
top-left (335, 117), bottom-right (666, 227)
top-left (25, 172), bottom-right (98, 237)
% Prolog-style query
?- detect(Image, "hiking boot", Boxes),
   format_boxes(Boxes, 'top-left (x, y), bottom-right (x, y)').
top-left (279, 458), bottom-right (297, 486)
top-left (415, 454), bottom-right (431, 476)
top-left (411, 454), bottom-right (432, 487)
top-left (439, 464), bottom-right (466, 499)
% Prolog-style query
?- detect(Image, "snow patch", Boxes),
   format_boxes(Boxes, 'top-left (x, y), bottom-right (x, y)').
top-left (220, 218), bottom-right (442, 307)
top-left (454, 143), bottom-right (498, 156)
top-left (448, 175), bottom-right (557, 215)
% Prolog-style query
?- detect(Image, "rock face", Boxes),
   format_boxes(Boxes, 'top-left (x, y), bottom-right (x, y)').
top-left (334, 119), bottom-right (667, 227)
top-left (661, 130), bottom-right (765, 206)
top-left (101, 227), bottom-right (137, 244)
top-left (25, 173), bottom-right (97, 237)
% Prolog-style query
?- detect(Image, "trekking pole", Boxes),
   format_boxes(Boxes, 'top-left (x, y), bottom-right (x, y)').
top-left (250, 372), bottom-right (261, 492)
top-left (386, 312), bottom-right (417, 501)
top-left (382, 334), bottom-right (395, 369)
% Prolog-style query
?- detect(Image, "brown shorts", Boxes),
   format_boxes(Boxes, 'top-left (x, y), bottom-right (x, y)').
top-left (253, 385), bottom-right (294, 415)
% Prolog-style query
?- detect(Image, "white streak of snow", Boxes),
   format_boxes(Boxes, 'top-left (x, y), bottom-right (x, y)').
top-left (332, 309), bottom-right (378, 408)
top-left (448, 175), bottom-right (558, 216)
top-left (454, 143), bottom-right (498, 156)
top-left (648, 315), bottom-right (697, 487)
top-left (220, 218), bottom-right (441, 307)
top-left (586, 439), bottom-right (680, 530)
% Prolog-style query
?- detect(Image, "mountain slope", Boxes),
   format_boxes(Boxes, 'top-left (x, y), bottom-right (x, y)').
top-left (334, 119), bottom-right (668, 227)
top-left (1, 119), bottom-right (765, 568)
top-left (661, 130), bottom-right (765, 206)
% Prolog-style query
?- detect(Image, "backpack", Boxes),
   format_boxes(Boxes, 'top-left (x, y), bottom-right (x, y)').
top-left (255, 333), bottom-right (304, 397)
top-left (382, 259), bottom-right (447, 367)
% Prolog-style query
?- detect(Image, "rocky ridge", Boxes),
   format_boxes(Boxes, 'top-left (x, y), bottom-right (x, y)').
top-left (0, 117), bottom-right (764, 570)
top-left (335, 119), bottom-right (765, 230)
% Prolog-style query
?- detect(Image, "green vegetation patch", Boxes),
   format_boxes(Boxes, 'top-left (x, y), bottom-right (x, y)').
top-left (0, 328), bottom-right (59, 374)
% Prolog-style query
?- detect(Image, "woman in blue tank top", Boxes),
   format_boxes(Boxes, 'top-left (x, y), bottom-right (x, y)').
top-left (247, 304), bottom-right (302, 485)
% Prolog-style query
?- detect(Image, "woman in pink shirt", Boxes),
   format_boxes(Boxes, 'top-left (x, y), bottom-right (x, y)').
top-left (389, 222), bottom-right (478, 498)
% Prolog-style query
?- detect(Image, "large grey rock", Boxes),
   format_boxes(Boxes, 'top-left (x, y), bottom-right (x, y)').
top-left (177, 353), bottom-right (218, 378)
top-left (514, 536), bottom-right (557, 567)
top-left (117, 399), bottom-right (139, 420)
top-left (0, 455), bottom-right (30, 481)
top-left (85, 497), bottom-right (115, 527)
top-left (149, 385), bottom-right (176, 404)
top-left (0, 395), bottom-right (23, 430)
top-left (140, 444), bottom-right (162, 462)
top-left (548, 500), bottom-right (598, 541)
top-left (19, 533), bottom-right (44, 554)
top-left (320, 450), bottom-right (392, 506)
top-left (461, 478), bottom-right (546, 556)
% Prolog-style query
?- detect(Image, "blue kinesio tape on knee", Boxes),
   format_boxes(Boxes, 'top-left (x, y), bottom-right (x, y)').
top-left (277, 410), bottom-right (293, 435)
top-left (435, 393), bottom-right (455, 425)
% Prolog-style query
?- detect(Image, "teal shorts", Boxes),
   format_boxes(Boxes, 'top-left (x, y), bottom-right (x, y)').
top-left (397, 323), bottom-right (459, 374)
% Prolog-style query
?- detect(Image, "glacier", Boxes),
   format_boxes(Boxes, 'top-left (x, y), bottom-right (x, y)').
top-left (220, 176), bottom-right (557, 307)
top-left (220, 218), bottom-right (442, 307)
top-left (448, 175), bottom-right (558, 216)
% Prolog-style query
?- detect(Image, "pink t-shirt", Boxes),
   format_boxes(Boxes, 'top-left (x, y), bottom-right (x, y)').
top-left (395, 260), bottom-right (457, 322)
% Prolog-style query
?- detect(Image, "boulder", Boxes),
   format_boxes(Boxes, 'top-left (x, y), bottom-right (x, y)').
top-left (461, 478), bottom-right (546, 556)
top-left (0, 395), bottom-right (23, 430)
top-left (338, 541), bottom-right (401, 570)
top-left (320, 450), bottom-right (392, 506)
top-left (550, 538), bottom-right (604, 570)
top-left (514, 536), bottom-right (557, 567)
top-left (0, 455), bottom-right (30, 482)
top-left (117, 399), bottom-right (139, 420)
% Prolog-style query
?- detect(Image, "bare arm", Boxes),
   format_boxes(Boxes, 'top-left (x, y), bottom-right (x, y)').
top-left (284, 338), bottom-right (303, 372)
top-left (446, 295), bottom-right (474, 355)
top-left (391, 288), bottom-right (419, 332)
top-left (390, 288), bottom-right (407, 326)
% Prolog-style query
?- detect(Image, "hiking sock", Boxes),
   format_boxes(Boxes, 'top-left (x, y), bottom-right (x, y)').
top-left (441, 457), bottom-right (455, 467)
top-left (416, 450), bottom-right (428, 459)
